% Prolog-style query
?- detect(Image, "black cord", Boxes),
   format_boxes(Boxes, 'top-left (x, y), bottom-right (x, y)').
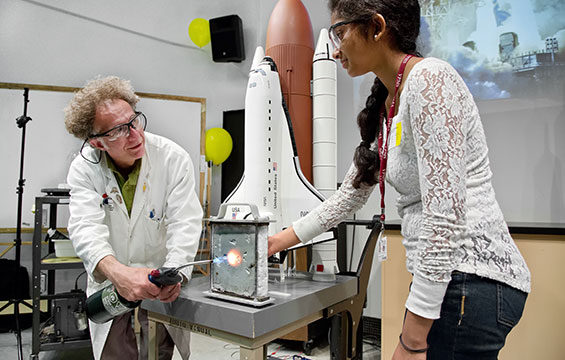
top-left (362, 333), bottom-right (381, 350)
top-left (349, 213), bottom-right (356, 271)
top-left (363, 339), bottom-right (380, 347)
top-left (74, 270), bottom-right (86, 290)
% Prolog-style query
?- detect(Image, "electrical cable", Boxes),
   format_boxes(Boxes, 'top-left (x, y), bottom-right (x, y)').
top-left (348, 213), bottom-right (357, 271)
top-left (222, 342), bottom-right (239, 359)
top-left (74, 270), bottom-right (86, 290)
top-left (268, 344), bottom-right (283, 357)
top-left (362, 333), bottom-right (381, 351)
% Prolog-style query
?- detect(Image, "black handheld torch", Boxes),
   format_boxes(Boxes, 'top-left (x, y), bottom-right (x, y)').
top-left (148, 259), bottom-right (213, 286)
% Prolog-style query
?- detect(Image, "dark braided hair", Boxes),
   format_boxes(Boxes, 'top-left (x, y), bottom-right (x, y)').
top-left (328, 0), bottom-right (421, 188)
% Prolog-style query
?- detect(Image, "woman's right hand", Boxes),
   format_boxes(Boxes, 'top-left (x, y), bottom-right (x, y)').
top-left (268, 226), bottom-right (301, 256)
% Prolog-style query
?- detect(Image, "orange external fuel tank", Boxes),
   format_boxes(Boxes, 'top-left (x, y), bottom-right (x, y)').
top-left (265, 0), bottom-right (314, 181)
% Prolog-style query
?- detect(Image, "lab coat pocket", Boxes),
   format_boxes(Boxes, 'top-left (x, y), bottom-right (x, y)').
top-left (144, 210), bottom-right (165, 247)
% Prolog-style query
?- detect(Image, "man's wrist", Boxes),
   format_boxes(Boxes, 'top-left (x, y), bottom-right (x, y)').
top-left (95, 255), bottom-right (122, 284)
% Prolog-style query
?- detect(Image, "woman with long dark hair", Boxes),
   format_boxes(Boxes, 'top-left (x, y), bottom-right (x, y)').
top-left (268, 1), bottom-right (530, 358)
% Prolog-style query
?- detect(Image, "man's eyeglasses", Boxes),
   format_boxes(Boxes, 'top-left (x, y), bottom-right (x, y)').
top-left (80, 111), bottom-right (147, 164)
top-left (89, 111), bottom-right (147, 142)
top-left (328, 19), bottom-right (363, 49)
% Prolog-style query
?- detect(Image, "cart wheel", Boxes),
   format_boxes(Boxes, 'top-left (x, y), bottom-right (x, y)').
top-left (303, 339), bottom-right (314, 356)
top-left (29, 355), bottom-right (39, 360)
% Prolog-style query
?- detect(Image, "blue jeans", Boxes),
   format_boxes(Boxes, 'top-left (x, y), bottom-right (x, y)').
top-left (426, 271), bottom-right (527, 360)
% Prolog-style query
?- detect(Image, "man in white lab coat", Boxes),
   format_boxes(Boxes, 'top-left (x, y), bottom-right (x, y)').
top-left (64, 76), bottom-right (202, 359)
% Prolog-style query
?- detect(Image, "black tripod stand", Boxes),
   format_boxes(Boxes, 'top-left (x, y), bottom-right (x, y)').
top-left (0, 88), bottom-right (34, 360)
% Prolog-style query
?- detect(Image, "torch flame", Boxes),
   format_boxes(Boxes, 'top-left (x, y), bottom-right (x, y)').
top-left (226, 249), bottom-right (242, 267)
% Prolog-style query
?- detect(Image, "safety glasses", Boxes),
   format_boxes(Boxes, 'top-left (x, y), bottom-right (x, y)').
top-left (80, 111), bottom-right (147, 164)
top-left (89, 111), bottom-right (147, 142)
top-left (328, 19), bottom-right (364, 49)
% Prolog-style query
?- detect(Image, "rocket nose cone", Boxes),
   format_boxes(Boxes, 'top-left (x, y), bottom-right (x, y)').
top-left (313, 28), bottom-right (333, 61)
top-left (266, 0), bottom-right (314, 48)
top-left (251, 46), bottom-right (266, 71)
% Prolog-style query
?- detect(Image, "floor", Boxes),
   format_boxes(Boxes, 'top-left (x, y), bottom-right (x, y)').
top-left (0, 327), bottom-right (380, 359)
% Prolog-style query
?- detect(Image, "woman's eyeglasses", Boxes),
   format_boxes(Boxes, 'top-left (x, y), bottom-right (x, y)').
top-left (328, 19), bottom-right (363, 49)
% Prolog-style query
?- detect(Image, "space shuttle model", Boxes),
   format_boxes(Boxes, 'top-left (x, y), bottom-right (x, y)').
top-left (224, 44), bottom-right (333, 244)
top-left (223, 0), bottom-right (338, 278)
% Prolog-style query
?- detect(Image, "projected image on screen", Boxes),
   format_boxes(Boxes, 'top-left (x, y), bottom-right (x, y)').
top-left (418, 0), bottom-right (565, 100)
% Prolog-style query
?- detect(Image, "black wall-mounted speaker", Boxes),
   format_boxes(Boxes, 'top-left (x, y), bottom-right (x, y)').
top-left (209, 15), bottom-right (245, 63)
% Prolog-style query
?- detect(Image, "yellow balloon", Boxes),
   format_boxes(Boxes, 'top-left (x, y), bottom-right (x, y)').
top-left (205, 128), bottom-right (233, 165)
top-left (188, 18), bottom-right (211, 48)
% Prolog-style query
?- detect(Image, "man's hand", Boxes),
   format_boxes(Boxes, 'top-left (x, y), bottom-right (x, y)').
top-left (112, 266), bottom-right (161, 301)
top-left (96, 255), bottom-right (160, 302)
top-left (156, 283), bottom-right (181, 303)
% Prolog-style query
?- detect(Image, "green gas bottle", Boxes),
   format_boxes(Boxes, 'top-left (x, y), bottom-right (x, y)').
top-left (85, 283), bottom-right (141, 324)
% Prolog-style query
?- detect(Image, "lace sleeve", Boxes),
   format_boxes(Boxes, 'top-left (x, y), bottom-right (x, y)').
top-left (293, 162), bottom-right (375, 241)
top-left (408, 62), bottom-right (468, 283)
top-left (317, 163), bottom-right (375, 229)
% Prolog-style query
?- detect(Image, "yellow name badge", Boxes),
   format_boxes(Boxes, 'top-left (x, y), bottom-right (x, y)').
top-left (395, 121), bottom-right (402, 147)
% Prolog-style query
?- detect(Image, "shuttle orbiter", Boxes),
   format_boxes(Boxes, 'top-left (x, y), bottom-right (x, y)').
top-left (223, 46), bottom-right (333, 246)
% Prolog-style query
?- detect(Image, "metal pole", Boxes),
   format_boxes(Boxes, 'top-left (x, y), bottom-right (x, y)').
top-left (13, 88), bottom-right (32, 360)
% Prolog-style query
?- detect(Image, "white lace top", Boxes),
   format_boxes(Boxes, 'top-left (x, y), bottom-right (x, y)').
top-left (293, 57), bottom-right (531, 319)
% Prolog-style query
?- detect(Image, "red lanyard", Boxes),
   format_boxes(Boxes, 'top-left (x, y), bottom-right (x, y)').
top-left (377, 54), bottom-right (413, 222)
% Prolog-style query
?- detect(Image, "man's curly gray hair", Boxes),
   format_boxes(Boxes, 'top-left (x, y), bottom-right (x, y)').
top-left (64, 76), bottom-right (139, 139)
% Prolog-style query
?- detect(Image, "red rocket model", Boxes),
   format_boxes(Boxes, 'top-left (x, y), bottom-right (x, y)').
top-left (266, 0), bottom-right (315, 181)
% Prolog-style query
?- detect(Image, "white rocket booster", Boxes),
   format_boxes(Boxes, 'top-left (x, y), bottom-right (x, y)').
top-left (312, 28), bottom-right (337, 199)
top-left (311, 29), bottom-right (339, 280)
top-left (224, 45), bottom-right (333, 246)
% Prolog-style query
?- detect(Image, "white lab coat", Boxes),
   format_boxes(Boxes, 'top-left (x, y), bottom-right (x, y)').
top-left (67, 132), bottom-right (202, 359)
